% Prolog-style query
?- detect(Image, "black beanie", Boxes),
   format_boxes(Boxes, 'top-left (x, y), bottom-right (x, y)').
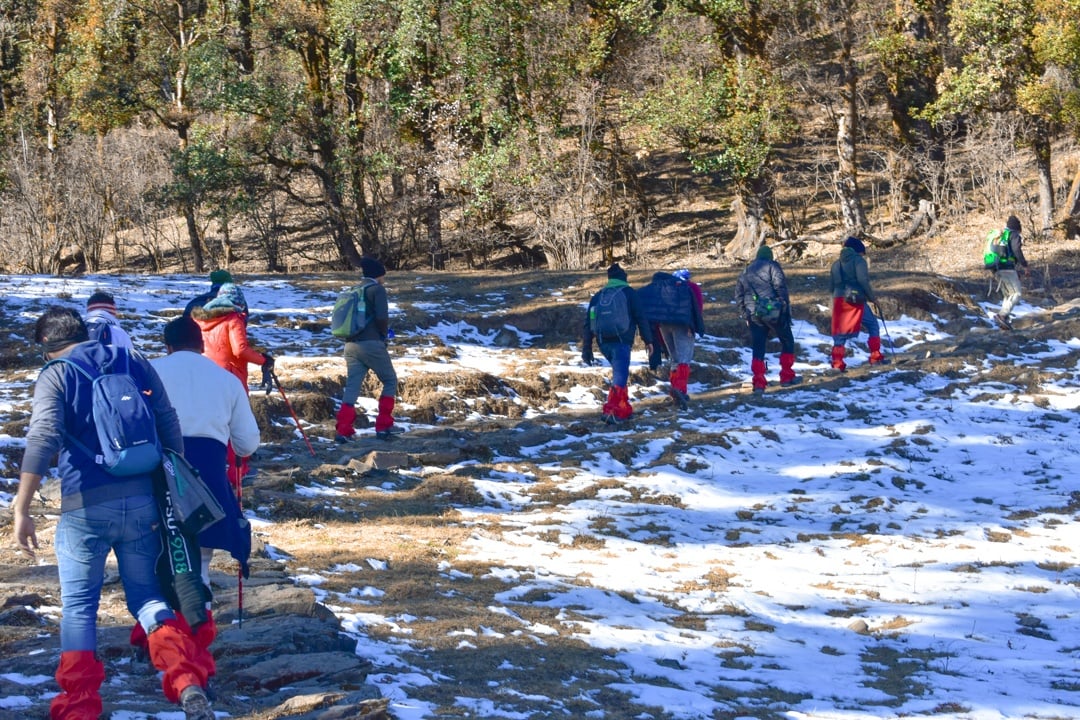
top-left (607, 263), bottom-right (627, 281)
top-left (360, 257), bottom-right (386, 279)
top-left (843, 236), bottom-right (866, 254)
top-left (1006, 215), bottom-right (1021, 232)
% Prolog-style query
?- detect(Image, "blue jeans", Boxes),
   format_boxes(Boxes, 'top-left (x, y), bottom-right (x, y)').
top-left (599, 342), bottom-right (632, 387)
top-left (55, 495), bottom-right (175, 652)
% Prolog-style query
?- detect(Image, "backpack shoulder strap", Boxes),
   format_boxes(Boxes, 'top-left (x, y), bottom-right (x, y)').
top-left (40, 356), bottom-right (101, 461)
top-left (44, 356), bottom-right (97, 382)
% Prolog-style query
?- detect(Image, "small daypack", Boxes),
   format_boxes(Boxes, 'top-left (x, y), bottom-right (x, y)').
top-left (640, 273), bottom-right (695, 326)
top-left (87, 321), bottom-right (112, 346)
top-left (47, 350), bottom-right (163, 477)
top-left (589, 287), bottom-right (632, 338)
top-left (330, 280), bottom-right (376, 339)
top-left (753, 295), bottom-right (781, 323)
top-left (983, 228), bottom-right (1013, 269)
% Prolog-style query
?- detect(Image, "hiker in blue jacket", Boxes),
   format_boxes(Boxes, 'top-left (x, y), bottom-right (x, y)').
top-left (581, 263), bottom-right (654, 423)
top-left (638, 270), bottom-right (705, 409)
top-left (12, 306), bottom-right (215, 720)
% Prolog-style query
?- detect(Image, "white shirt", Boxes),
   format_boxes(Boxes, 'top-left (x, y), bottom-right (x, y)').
top-left (150, 350), bottom-right (260, 456)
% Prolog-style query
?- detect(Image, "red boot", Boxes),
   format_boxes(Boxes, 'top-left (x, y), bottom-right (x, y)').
top-left (751, 358), bottom-right (768, 393)
top-left (51, 650), bottom-right (105, 720)
top-left (779, 353), bottom-right (798, 385)
top-left (147, 619), bottom-right (209, 704)
top-left (335, 403), bottom-right (358, 440)
top-left (601, 386), bottom-right (619, 422)
top-left (177, 610), bottom-right (218, 681)
top-left (613, 385), bottom-right (634, 420)
top-left (375, 395), bottom-right (403, 438)
top-left (831, 345), bottom-right (847, 371)
top-left (868, 336), bottom-right (888, 365)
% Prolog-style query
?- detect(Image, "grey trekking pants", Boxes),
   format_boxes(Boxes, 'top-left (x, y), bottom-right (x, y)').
top-left (996, 269), bottom-right (1022, 316)
top-left (342, 339), bottom-right (398, 405)
top-left (658, 323), bottom-right (696, 365)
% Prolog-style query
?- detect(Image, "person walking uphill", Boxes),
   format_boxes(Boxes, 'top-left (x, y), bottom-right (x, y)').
top-left (190, 282), bottom-right (272, 390)
top-left (84, 290), bottom-right (135, 351)
top-left (735, 246), bottom-right (798, 393)
top-left (11, 307), bottom-right (215, 720)
top-left (147, 316), bottom-right (260, 681)
top-left (183, 269), bottom-right (243, 317)
top-left (334, 257), bottom-right (403, 442)
top-left (581, 263), bottom-right (654, 424)
top-left (638, 270), bottom-right (704, 409)
top-left (829, 237), bottom-right (886, 371)
top-left (985, 215), bottom-right (1029, 329)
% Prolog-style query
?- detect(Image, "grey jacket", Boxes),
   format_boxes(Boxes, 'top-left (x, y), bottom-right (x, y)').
top-left (735, 258), bottom-right (790, 320)
top-left (830, 247), bottom-right (875, 302)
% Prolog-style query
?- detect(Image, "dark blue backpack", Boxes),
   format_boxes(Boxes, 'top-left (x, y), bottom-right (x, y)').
top-left (46, 350), bottom-right (163, 476)
top-left (87, 321), bottom-right (112, 346)
top-left (639, 273), bottom-right (694, 326)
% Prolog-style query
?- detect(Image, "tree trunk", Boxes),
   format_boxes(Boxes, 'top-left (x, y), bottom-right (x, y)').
top-left (727, 177), bottom-right (771, 260)
top-left (1032, 120), bottom-right (1053, 233)
top-left (835, 15), bottom-right (867, 233)
top-left (301, 32), bottom-right (364, 269)
top-left (176, 123), bottom-right (205, 273)
top-left (236, 0), bottom-right (254, 74)
top-left (422, 129), bottom-right (445, 270)
top-left (1064, 164), bottom-right (1080, 240)
top-left (184, 201), bottom-right (204, 273)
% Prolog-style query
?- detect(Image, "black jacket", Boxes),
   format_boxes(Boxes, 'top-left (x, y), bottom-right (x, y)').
top-left (735, 258), bottom-right (791, 320)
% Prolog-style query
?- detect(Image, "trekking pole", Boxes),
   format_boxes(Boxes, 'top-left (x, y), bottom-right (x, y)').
top-left (872, 302), bottom-right (896, 361)
top-left (227, 457), bottom-right (245, 629)
top-left (271, 370), bottom-right (316, 457)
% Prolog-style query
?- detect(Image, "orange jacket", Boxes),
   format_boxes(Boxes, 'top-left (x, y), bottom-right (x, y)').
top-left (192, 307), bottom-right (266, 389)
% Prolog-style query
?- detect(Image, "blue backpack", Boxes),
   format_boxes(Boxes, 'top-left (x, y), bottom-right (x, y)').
top-left (46, 350), bottom-right (163, 476)
top-left (589, 286), bottom-right (631, 338)
top-left (87, 321), bottom-right (113, 346)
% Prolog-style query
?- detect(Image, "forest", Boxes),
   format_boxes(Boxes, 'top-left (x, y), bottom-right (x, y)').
top-left (1, 0), bottom-right (1079, 275)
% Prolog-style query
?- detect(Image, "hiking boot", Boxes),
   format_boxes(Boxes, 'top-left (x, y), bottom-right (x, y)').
top-left (780, 376), bottom-right (801, 387)
top-left (334, 434), bottom-right (356, 444)
top-left (180, 685), bottom-right (214, 720)
top-left (375, 426), bottom-right (405, 440)
top-left (602, 413), bottom-right (619, 425)
top-left (670, 388), bottom-right (689, 410)
top-left (752, 387), bottom-right (764, 396)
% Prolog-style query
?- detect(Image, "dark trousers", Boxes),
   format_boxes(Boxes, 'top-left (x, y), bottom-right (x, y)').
top-left (749, 316), bottom-right (794, 360)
